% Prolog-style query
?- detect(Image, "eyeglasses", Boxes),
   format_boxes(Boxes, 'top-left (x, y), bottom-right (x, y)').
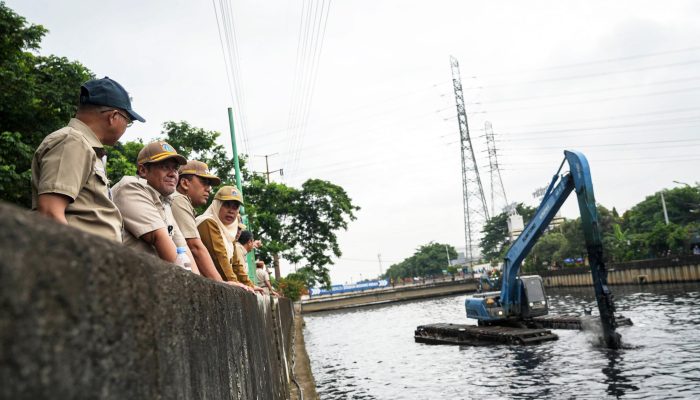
top-left (101, 109), bottom-right (133, 127)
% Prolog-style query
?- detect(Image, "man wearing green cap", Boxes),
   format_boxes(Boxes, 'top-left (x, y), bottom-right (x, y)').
top-left (31, 77), bottom-right (145, 242)
top-left (112, 141), bottom-right (198, 272)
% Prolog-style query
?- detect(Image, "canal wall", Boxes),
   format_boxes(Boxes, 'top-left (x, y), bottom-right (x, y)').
top-left (0, 202), bottom-right (295, 400)
top-left (541, 255), bottom-right (700, 287)
top-left (302, 278), bottom-right (477, 313)
top-left (302, 256), bottom-right (700, 313)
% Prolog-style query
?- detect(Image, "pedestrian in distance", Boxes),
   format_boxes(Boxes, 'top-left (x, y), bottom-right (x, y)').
top-left (255, 260), bottom-right (280, 297)
top-left (112, 141), bottom-right (199, 273)
top-left (32, 76), bottom-right (145, 242)
top-left (234, 230), bottom-right (266, 294)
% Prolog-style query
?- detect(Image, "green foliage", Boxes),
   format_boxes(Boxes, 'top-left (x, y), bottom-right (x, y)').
top-left (0, 2), bottom-right (93, 207)
top-left (274, 270), bottom-right (311, 301)
top-left (523, 232), bottom-right (567, 273)
top-left (0, 131), bottom-right (33, 205)
top-left (623, 186), bottom-right (700, 233)
top-left (383, 242), bottom-right (458, 281)
top-left (479, 203), bottom-right (536, 262)
top-left (159, 121), bottom-right (236, 185)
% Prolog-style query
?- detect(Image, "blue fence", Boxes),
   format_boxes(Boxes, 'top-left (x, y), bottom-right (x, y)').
top-left (310, 279), bottom-right (389, 297)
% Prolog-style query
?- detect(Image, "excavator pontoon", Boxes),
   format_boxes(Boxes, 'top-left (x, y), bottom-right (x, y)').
top-left (415, 150), bottom-right (631, 348)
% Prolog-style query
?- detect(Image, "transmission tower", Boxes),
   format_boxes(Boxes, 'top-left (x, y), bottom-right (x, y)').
top-left (484, 121), bottom-right (509, 216)
top-left (450, 56), bottom-right (490, 263)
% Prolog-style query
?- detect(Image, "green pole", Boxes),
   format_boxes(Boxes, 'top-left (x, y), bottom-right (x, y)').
top-left (227, 107), bottom-right (257, 284)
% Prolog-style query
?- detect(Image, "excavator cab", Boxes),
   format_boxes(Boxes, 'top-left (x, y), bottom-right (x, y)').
top-left (519, 276), bottom-right (548, 318)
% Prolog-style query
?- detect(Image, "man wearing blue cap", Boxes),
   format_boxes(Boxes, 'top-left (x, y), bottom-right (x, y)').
top-left (31, 77), bottom-right (145, 242)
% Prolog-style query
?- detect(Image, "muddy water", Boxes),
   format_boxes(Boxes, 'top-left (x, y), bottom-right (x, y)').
top-left (304, 283), bottom-right (700, 399)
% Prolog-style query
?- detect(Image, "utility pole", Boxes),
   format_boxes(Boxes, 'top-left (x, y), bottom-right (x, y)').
top-left (450, 56), bottom-right (490, 264)
top-left (377, 253), bottom-right (383, 276)
top-left (484, 121), bottom-right (509, 216)
top-left (254, 153), bottom-right (283, 183)
top-left (227, 108), bottom-right (256, 279)
top-left (661, 191), bottom-right (670, 225)
top-left (444, 245), bottom-right (451, 268)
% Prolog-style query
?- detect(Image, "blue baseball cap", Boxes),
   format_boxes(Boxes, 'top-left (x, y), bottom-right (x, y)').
top-left (80, 77), bottom-right (145, 122)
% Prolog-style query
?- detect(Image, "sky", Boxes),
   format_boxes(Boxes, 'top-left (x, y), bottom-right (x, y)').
top-left (9, 0), bottom-right (700, 285)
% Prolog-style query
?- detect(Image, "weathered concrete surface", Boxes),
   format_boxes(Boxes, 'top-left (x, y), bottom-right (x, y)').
top-left (541, 255), bottom-right (700, 287)
top-left (0, 202), bottom-right (294, 400)
top-left (290, 303), bottom-right (318, 400)
top-left (301, 279), bottom-right (477, 313)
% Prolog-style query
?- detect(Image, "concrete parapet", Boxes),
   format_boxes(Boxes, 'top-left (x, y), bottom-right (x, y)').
top-left (0, 202), bottom-right (294, 400)
top-left (541, 255), bottom-right (700, 287)
top-left (302, 279), bottom-right (477, 313)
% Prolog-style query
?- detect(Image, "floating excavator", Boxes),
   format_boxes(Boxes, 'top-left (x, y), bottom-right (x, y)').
top-left (415, 150), bottom-right (631, 348)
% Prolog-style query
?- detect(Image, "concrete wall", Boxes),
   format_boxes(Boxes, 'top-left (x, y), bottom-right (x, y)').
top-left (0, 202), bottom-right (294, 400)
top-left (541, 255), bottom-right (700, 287)
top-left (302, 279), bottom-right (478, 313)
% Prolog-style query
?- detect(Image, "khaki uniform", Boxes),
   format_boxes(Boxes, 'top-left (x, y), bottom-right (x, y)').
top-left (197, 219), bottom-right (240, 283)
top-left (31, 118), bottom-right (122, 242)
top-left (233, 242), bottom-right (255, 288)
top-left (171, 192), bottom-right (200, 239)
top-left (112, 176), bottom-right (186, 256)
top-left (256, 268), bottom-right (271, 294)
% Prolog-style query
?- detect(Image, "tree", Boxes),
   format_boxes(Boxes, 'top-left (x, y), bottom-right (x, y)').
top-left (0, 2), bottom-right (93, 207)
top-left (523, 232), bottom-right (567, 273)
top-left (623, 187), bottom-right (700, 233)
top-left (383, 242), bottom-right (458, 281)
top-left (479, 203), bottom-right (536, 262)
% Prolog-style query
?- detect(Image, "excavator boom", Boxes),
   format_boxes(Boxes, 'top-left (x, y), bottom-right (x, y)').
top-left (465, 150), bottom-right (621, 348)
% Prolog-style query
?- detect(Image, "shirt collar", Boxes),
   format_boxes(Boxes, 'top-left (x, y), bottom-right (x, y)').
top-left (135, 176), bottom-right (173, 205)
top-left (69, 118), bottom-right (103, 150)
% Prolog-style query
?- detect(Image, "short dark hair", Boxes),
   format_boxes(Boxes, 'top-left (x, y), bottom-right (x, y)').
top-left (238, 230), bottom-right (253, 245)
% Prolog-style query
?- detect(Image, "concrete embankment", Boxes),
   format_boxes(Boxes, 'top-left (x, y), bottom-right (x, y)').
top-left (541, 255), bottom-right (700, 287)
top-left (0, 202), bottom-right (298, 399)
top-left (302, 256), bottom-right (700, 313)
top-left (302, 278), bottom-right (477, 313)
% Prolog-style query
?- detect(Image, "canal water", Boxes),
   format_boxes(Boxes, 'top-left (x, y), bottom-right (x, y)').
top-left (303, 283), bottom-right (700, 399)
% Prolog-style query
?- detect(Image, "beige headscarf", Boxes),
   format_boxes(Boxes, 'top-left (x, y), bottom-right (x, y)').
top-left (196, 199), bottom-right (239, 260)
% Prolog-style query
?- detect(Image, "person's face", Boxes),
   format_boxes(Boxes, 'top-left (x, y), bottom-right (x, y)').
top-left (183, 175), bottom-right (213, 206)
top-left (244, 241), bottom-right (255, 252)
top-left (141, 159), bottom-right (179, 196)
top-left (101, 108), bottom-right (131, 145)
top-left (218, 200), bottom-right (240, 225)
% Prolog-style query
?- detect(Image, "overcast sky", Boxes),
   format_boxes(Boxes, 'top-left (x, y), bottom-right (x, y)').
top-left (10, 0), bottom-right (700, 284)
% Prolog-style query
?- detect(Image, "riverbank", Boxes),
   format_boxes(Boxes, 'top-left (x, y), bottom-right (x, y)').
top-left (302, 278), bottom-right (477, 313)
top-left (302, 255), bottom-right (700, 313)
top-left (291, 303), bottom-right (319, 400)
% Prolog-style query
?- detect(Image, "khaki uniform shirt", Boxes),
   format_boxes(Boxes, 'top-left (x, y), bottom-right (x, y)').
top-left (256, 268), bottom-right (271, 294)
top-left (171, 192), bottom-right (199, 239)
top-left (31, 118), bottom-right (122, 242)
top-left (112, 176), bottom-right (186, 256)
top-left (233, 242), bottom-right (255, 287)
top-left (197, 219), bottom-right (239, 283)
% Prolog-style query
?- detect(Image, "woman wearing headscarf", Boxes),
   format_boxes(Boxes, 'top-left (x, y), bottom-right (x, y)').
top-left (196, 186), bottom-right (255, 288)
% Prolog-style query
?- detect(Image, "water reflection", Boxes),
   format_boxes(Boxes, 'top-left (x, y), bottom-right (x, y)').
top-left (602, 349), bottom-right (639, 398)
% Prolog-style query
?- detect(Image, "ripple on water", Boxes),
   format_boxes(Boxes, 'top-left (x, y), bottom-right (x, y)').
top-left (304, 282), bottom-right (700, 399)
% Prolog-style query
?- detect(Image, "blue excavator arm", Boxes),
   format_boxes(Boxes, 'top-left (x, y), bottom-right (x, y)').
top-left (465, 150), bottom-right (621, 348)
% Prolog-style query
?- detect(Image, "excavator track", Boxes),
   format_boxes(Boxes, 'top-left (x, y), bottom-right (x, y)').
top-left (530, 314), bottom-right (633, 330)
top-left (414, 323), bottom-right (558, 346)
